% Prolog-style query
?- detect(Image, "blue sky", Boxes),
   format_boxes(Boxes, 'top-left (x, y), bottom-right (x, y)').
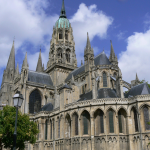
top-left (0, 0), bottom-right (150, 87)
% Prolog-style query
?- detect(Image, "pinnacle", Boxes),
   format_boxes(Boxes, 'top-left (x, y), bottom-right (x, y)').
top-left (22, 52), bottom-right (29, 69)
top-left (15, 63), bottom-right (19, 77)
top-left (6, 41), bottom-right (15, 71)
top-left (36, 50), bottom-right (43, 72)
top-left (60, 0), bottom-right (67, 18)
top-left (109, 40), bottom-right (116, 62)
top-left (136, 73), bottom-right (139, 82)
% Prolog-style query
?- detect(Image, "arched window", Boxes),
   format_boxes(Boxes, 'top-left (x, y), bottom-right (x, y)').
top-left (109, 110), bottom-right (114, 133)
top-left (94, 109), bottom-right (104, 135)
top-left (143, 106), bottom-right (150, 130)
top-left (45, 120), bottom-right (48, 140)
top-left (103, 72), bottom-right (107, 87)
top-left (57, 48), bottom-right (62, 59)
top-left (73, 113), bottom-right (78, 136)
top-left (29, 89), bottom-right (41, 114)
top-left (58, 117), bottom-right (60, 138)
top-left (118, 111), bottom-right (123, 133)
top-left (59, 32), bottom-right (63, 39)
top-left (65, 114), bottom-right (71, 138)
top-left (50, 120), bottom-right (52, 139)
top-left (133, 108), bottom-right (139, 132)
top-left (82, 111), bottom-right (90, 135)
top-left (65, 33), bottom-right (68, 40)
top-left (66, 49), bottom-right (70, 63)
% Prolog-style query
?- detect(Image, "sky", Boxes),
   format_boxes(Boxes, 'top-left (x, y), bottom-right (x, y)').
top-left (0, 0), bottom-right (150, 88)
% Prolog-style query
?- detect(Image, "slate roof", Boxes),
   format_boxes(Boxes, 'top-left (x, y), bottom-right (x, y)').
top-left (125, 83), bottom-right (150, 98)
top-left (40, 103), bottom-right (53, 111)
top-left (65, 51), bottom-right (111, 82)
top-left (78, 88), bottom-right (118, 101)
top-left (28, 70), bottom-right (53, 86)
top-left (97, 88), bottom-right (118, 98)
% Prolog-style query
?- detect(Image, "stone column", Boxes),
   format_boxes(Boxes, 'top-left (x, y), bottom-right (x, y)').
top-left (91, 117), bottom-right (95, 150)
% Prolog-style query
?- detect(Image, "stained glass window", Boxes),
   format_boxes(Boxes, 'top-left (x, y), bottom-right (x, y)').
top-left (45, 120), bottom-right (48, 140)
top-left (143, 106), bottom-right (150, 130)
top-left (109, 110), bottom-right (114, 133)
top-left (29, 89), bottom-right (41, 114)
top-left (83, 111), bottom-right (90, 135)
top-left (118, 111), bottom-right (123, 133)
top-left (133, 108), bottom-right (139, 132)
top-left (100, 111), bottom-right (104, 133)
top-left (103, 72), bottom-right (107, 87)
top-left (74, 114), bottom-right (78, 135)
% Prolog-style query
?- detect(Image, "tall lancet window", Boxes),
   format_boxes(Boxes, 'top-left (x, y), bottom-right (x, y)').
top-left (59, 32), bottom-right (63, 39)
top-left (66, 49), bottom-right (70, 63)
top-left (103, 72), bottom-right (107, 87)
top-left (109, 110), bottom-right (114, 133)
top-left (133, 108), bottom-right (139, 132)
top-left (143, 106), bottom-right (150, 130)
top-left (57, 48), bottom-right (63, 59)
top-left (45, 120), bottom-right (48, 140)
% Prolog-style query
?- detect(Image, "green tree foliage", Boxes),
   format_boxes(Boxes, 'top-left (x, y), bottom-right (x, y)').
top-left (0, 106), bottom-right (39, 150)
top-left (140, 80), bottom-right (150, 88)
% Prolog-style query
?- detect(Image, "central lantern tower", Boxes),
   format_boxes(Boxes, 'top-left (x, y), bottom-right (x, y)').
top-left (46, 0), bottom-right (77, 86)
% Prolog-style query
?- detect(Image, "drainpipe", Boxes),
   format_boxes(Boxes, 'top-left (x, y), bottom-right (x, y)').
top-left (136, 100), bottom-right (143, 150)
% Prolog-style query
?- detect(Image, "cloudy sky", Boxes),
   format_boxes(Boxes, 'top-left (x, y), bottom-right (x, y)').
top-left (0, 0), bottom-right (150, 87)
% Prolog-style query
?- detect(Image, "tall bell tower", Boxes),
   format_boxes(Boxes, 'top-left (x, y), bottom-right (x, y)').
top-left (46, 0), bottom-right (77, 86)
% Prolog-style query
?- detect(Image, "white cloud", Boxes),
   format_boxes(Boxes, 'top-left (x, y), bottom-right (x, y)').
top-left (0, 0), bottom-right (58, 69)
top-left (119, 29), bottom-right (150, 83)
top-left (0, 1), bottom-right (113, 73)
top-left (117, 31), bottom-right (127, 40)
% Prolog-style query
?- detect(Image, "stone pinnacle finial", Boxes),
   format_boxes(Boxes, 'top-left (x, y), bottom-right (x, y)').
top-left (15, 63), bottom-right (19, 78)
top-left (81, 60), bottom-right (83, 65)
top-left (85, 32), bottom-right (91, 50)
top-left (109, 40), bottom-right (116, 62)
top-left (136, 73), bottom-right (139, 82)
top-left (36, 50), bottom-right (43, 72)
top-left (22, 52), bottom-right (29, 69)
top-left (6, 40), bottom-right (15, 72)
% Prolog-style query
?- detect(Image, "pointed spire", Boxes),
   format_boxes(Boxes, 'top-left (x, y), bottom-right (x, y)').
top-left (6, 40), bottom-right (15, 71)
top-left (109, 40), bottom-right (116, 62)
top-left (43, 64), bottom-right (45, 71)
top-left (136, 73), bottom-right (140, 82)
top-left (81, 60), bottom-right (83, 65)
top-left (86, 32), bottom-right (91, 50)
top-left (15, 63), bottom-right (19, 78)
top-left (60, 0), bottom-right (67, 18)
top-left (36, 50), bottom-right (43, 72)
top-left (22, 52), bottom-right (29, 69)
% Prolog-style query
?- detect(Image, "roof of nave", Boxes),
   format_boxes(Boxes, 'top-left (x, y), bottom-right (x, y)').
top-left (40, 103), bottom-right (53, 111)
top-left (28, 70), bottom-right (53, 86)
top-left (78, 88), bottom-right (118, 101)
top-left (65, 51), bottom-right (111, 82)
top-left (125, 83), bottom-right (150, 98)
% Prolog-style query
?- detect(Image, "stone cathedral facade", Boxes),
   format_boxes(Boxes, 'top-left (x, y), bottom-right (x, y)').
top-left (1, 1), bottom-right (150, 150)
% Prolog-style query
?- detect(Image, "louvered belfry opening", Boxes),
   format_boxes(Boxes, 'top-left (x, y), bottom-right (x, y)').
top-left (82, 110), bottom-right (90, 135)
top-left (94, 109), bottom-right (104, 135)
top-left (29, 89), bottom-right (41, 114)
top-left (103, 72), bottom-right (107, 87)
top-left (143, 106), bottom-right (150, 130)
top-left (109, 109), bottom-right (114, 133)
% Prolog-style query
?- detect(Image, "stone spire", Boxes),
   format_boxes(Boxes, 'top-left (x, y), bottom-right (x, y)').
top-left (109, 40), bottom-right (118, 63)
top-left (136, 73), bottom-right (140, 82)
top-left (60, 0), bottom-right (67, 18)
top-left (22, 52), bottom-right (29, 69)
top-left (81, 60), bottom-right (83, 65)
top-left (84, 32), bottom-right (93, 56)
top-left (36, 50), bottom-right (43, 72)
top-left (6, 40), bottom-right (15, 72)
top-left (15, 63), bottom-right (19, 78)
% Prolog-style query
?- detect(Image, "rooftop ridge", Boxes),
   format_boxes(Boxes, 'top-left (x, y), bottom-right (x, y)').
top-left (29, 70), bottom-right (49, 76)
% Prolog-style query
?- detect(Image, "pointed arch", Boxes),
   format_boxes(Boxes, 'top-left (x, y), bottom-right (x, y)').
top-left (94, 109), bottom-right (104, 135)
top-left (81, 110), bottom-right (91, 135)
top-left (72, 112), bottom-right (79, 136)
top-left (65, 114), bottom-right (71, 138)
top-left (118, 108), bottom-right (127, 134)
top-left (103, 71), bottom-right (107, 87)
top-left (117, 106), bottom-right (128, 116)
top-left (29, 89), bottom-right (42, 114)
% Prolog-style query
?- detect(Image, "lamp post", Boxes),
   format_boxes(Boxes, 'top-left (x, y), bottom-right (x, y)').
top-left (13, 91), bottom-right (24, 150)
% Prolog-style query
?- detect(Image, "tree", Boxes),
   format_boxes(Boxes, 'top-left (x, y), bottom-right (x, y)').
top-left (0, 106), bottom-right (39, 150)
top-left (140, 80), bottom-right (150, 88)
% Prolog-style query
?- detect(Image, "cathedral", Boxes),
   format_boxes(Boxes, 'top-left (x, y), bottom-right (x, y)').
top-left (1, 1), bottom-right (150, 150)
